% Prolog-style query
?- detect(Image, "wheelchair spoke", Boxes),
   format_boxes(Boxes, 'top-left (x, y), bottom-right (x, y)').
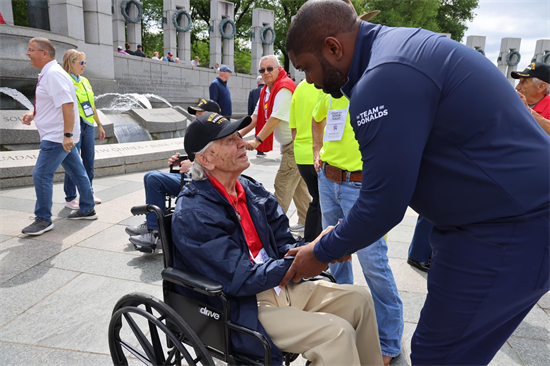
top-left (146, 305), bottom-right (166, 364)
top-left (123, 312), bottom-right (157, 363)
top-left (119, 339), bottom-right (153, 366)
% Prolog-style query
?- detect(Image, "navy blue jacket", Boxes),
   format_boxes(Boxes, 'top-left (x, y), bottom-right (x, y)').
top-left (315, 22), bottom-right (550, 262)
top-left (210, 77), bottom-right (232, 117)
top-left (172, 175), bottom-right (300, 365)
top-left (248, 85), bottom-right (263, 116)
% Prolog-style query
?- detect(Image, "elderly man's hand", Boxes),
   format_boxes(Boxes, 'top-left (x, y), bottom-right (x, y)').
top-left (279, 224), bottom-right (339, 287)
top-left (245, 140), bottom-right (260, 151)
top-left (168, 153), bottom-right (182, 166)
top-left (331, 255), bottom-right (352, 264)
top-left (517, 90), bottom-right (529, 108)
top-left (179, 159), bottom-right (192, 174)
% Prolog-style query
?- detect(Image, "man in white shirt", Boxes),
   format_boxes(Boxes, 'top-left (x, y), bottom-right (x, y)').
top-left (21, 37), bottom-right (97, 236)
top-left (240, 55), bottom-right (310, 231)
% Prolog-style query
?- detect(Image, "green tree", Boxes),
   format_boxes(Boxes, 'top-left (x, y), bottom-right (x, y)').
top-left (361, 0), bottom-right (441, 32)
top-left (141, 0), bottom-right (163, 57)
top-left (435, 0), bottom-right (479, 41)
top-left (11, 0), bottom-right (29, 27)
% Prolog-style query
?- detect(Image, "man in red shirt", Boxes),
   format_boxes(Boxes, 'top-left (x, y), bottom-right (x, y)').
top-left (513, 62), bottom-right (550, 134)
top-left (173, 112), bottom-right (383, 366)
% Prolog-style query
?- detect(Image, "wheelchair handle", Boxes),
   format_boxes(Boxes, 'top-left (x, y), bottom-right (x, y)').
top-left (130, 204), bottom-right (164, 219)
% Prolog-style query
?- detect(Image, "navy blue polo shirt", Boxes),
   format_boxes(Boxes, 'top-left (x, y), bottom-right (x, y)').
top-left (315, 22), bottom-right (550, 263)
top-left (210, 77), bottom-right (232, 118)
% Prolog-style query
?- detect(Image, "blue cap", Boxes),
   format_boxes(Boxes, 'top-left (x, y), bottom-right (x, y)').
top-left (219, 65), bottom-right (232, 73)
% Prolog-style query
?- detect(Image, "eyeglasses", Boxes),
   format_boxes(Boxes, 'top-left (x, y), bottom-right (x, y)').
top-left (259, 67), bottom-right (275, 74)
top-left (27, 49), bottom-right (44, 53)
top-left (72, 60), bottom-right (87, 66)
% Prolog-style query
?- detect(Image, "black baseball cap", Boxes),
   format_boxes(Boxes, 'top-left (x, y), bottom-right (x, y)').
top-left (188, 99), bottom-right (221, 115)
top-left (511, 62), bottom-right (550, 83)
top-left (184, 112), bottom-right (251, 161)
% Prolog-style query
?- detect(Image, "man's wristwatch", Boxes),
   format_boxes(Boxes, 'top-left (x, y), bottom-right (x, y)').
top-left (64, 133), bottom-right (73, 137)
top-left (255, 136), bottom-right (263, 144)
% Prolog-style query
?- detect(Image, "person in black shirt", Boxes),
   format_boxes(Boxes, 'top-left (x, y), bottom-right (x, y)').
top-left (124, 43), bottom-right (135, 56)
top-left (134, 45), bottom-right (146, 57)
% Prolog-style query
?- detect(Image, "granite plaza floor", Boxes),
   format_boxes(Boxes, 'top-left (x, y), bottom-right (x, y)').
top-left (1, 144), bottom-right (549, 366)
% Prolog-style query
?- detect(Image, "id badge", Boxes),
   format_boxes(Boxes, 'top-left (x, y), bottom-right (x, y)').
top-left (81, 101), bottom-right (94, 117)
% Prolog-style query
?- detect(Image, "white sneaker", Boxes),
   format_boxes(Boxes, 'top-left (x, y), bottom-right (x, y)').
top-left (93, 195), bottom-right (101, 204)
top-left (65, 199), bottom-right (79, 210)
top-left (289, 223), bottom-right (305, 232)
top-left (125, 221), bottom-right (150, 236)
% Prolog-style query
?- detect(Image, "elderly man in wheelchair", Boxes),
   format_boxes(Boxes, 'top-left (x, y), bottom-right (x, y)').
top-left (176, 112), bottom-right (383, 365)
top-left (109, 112), bottom-right (383, 366)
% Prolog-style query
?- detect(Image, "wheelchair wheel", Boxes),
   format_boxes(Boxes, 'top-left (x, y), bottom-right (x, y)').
top-left (109, 292), bottom-right (215, 366)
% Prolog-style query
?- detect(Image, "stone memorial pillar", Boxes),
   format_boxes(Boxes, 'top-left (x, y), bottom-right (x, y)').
top-left (126, 2), bottom-right (142, 50)
top-left (112, 0), bottom-right (126, 51)
top-left (83, 0), bottom-right (113, 46)
top-left (533, 39), bottom-right (550, 65)
top-left (250, 8), bottom-right (274, 75)
top-left (288, 15), bottom-right (305, 83)
top-left (48, 0), bottom-right (84, 41)
top-left (0, 0), bottom-right (14, 25)
top-left (466, 35), bottom-right (487, 56)
top-left (81, 0), bottom-right (115, 80)
top-left (210, 0), bottom-right (234, 71)
top-left (27, 0), bottom-right (50, 30)
top-left (497, 37), bottom-right (521, 85)
top-left (163, 0), bottom-right (191, 63)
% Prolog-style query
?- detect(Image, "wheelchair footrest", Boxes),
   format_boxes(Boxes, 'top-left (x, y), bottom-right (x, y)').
top-left (132, 242), bottom-right (156, 254)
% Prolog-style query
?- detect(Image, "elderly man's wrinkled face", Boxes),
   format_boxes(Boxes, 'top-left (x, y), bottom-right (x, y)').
top-left (205, 132), bottom-right (250, 175)
top-left (289, 50), bottom-right (347, 98)
top-left (516, 77), bottom-right (546, 105)
top-left (260, 58), bottom-right (280, 87)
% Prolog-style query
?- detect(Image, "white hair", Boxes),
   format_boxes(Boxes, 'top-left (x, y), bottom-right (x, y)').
top-left (259, 54), bottom-right (280, 68)
top-left (532, 77), bottom-right (550, 95)
top-left (256, 75), bottom-right (264, 83)
top-left (189, 141), bottom-right (214, 181)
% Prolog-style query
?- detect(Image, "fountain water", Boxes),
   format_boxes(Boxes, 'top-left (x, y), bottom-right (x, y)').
top-left (93, 93), bottom-right (176, 143)
top-left (0, 87), bottom-right (34, 111)
top-left (94, 93), bottom-right (172, 111)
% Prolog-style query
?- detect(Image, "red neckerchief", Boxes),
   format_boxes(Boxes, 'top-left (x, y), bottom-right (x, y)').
top-left (255, 68), bottom-right (297, 152)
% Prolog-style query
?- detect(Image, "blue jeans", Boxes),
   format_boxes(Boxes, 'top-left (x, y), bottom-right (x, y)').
top-left (408, 216), bottom-right (433, 263)
top-left (33, 140), bottom-right (95, 221)
top-left (318, 169), bottom-right (403, 357)
top-left (144, 171), bottom-right (182, 230)
top-left (65, 121), bottom-right (95, 201)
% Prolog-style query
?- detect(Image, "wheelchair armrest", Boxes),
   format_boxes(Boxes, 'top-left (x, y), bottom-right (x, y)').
top-left (319, 271), bottom-right (337, 283)
top-left (162, 267), bottom-right (223, 296)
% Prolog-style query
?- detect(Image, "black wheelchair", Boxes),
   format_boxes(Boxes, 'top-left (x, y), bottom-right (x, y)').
top-left (110, 204), bottom-right (334, 366)
top-left (131, 154), bottom-right (190, 254)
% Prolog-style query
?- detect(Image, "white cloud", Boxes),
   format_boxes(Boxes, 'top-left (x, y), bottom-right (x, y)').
top-left (462, 0), bottom-right (550, 70)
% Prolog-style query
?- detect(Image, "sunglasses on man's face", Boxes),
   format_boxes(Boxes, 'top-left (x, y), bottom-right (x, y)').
top-left (259, 67), bottom-right (275, 74)
top-left (72, 60), bottom-right (86, 66)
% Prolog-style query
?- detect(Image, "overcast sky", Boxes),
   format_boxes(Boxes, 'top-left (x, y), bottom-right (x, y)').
top-left (462, 0), bottom-right (550, 71)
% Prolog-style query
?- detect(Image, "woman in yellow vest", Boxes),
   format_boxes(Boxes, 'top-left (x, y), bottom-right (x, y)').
top-left (61, 49), bottom-right (105, 209)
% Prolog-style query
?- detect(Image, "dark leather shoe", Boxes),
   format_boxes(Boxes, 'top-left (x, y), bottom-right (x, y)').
top-left (407, 258), bottom-right (430, 272)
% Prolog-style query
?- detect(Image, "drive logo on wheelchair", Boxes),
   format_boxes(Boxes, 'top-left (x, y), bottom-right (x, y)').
top-left (199, 306), bottom-right (221, 320)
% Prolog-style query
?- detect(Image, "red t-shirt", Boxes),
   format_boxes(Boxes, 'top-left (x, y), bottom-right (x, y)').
top-left (533, 94), bottom-right (550, 120)
top-left (207, 174), bottom-right (263, 261)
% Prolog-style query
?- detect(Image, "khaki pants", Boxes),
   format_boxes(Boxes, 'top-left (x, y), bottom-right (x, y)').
top-left (257, 281), bottom-right (383, 366)
top-left (274, 142), bottom-right (310, 225)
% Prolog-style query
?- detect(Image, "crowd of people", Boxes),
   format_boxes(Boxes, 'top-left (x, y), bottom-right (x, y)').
top-left (20, 0), bottom-right (550, 363)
